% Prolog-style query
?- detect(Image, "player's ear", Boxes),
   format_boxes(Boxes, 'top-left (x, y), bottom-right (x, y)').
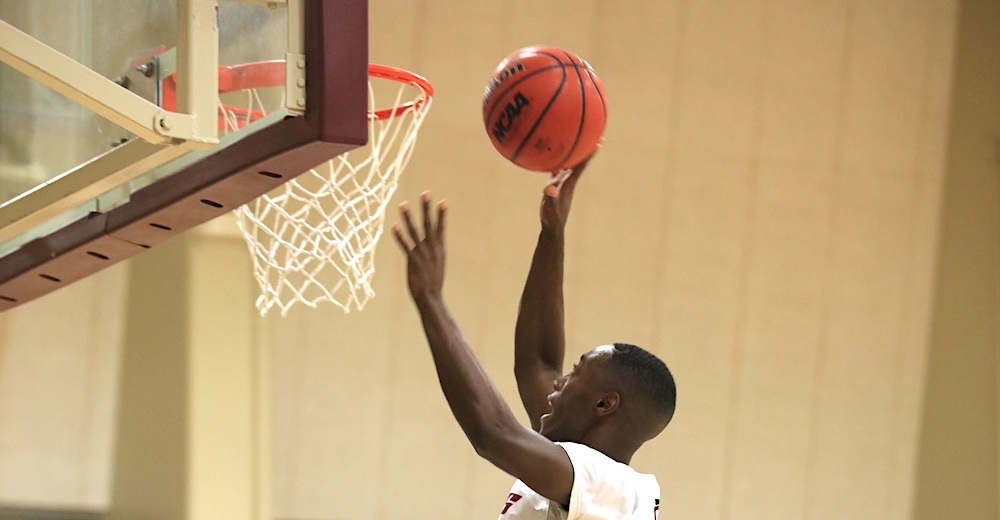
top-left (595, 391), bottom-right (620, 416)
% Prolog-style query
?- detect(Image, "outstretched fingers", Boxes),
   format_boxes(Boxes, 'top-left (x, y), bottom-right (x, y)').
top-left (395, 193), bottom-right (448, 299)
top-left (393, 194), bottom-right (448, 253)
top-left (401, 201), bottom-right (421, 244)
top-left (546, 155), bottom-right (592, 199)
top-left (558, 157), bottom-right (590, 197)
top-left (420, 191), bottom-right (434, 239)
top-left (434, 199), bottom-right (447, 239)
top-left (391, 203), bottom-right (415, 253)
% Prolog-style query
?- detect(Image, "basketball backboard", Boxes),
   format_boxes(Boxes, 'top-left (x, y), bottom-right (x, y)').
top-left (0, 0), bottom-right (370, 311)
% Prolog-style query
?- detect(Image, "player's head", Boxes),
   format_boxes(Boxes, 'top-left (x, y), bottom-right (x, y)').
top-left (540, 343), bottom-right (676, 447)
top-left (604, 343), bottom-right (676, 434)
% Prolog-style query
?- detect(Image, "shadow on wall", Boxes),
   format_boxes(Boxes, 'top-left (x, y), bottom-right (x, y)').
top-left (0, 506), bottom-right (104, 520)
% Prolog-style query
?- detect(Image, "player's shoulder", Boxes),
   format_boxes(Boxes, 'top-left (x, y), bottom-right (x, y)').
top-left (556, 442), bottom-right (662, 519)
top-left (554, 441), bottom-right (608, 459)
top-left (556, 442), bottom-right (658, 487)
top-left (556, 442), bottom-right (633, 470)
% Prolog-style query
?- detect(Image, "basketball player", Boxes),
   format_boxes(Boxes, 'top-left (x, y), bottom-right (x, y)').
top-left (392, 162), bottom-right (676, 519)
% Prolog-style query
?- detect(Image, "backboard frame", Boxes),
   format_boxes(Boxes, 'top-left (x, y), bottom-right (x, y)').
top-left (0, 0), bottom-right (369, 311)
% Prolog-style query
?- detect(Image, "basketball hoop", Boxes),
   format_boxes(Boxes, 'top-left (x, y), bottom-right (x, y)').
top-left (167, 62), bottom-right (433, 316)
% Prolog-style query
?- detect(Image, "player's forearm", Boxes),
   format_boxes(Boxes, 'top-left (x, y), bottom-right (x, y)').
top-left (414, 294), bottom-right (522, 447)
top-left (514, 227), bottom-right (566, 370)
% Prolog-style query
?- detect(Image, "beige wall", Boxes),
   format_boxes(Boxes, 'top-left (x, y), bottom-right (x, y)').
top-left (0, 0), bottom-right (989, 519)
top-left (271, 1), bottom-right (957, 518)
top-left (0, 266), bottom-right (127, 509)
top-left (912, 0), bottom-right (1000, 518)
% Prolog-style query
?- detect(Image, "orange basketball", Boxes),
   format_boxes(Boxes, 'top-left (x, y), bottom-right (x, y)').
top-left (482, 46), bottom-right (608, 172)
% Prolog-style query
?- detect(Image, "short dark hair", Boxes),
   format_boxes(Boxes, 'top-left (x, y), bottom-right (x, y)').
top-left (609, 343), bottom-right (676, 424)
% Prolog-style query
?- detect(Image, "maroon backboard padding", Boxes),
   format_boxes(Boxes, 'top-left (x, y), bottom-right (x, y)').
top-left (0, 0), bottom-right (369, 311)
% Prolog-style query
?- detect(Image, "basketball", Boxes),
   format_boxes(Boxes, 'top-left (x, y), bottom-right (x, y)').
top-left (482, 46), bottom-right (608, 172)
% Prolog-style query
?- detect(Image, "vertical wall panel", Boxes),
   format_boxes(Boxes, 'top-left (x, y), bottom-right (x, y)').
top-left (724, 168), bottom-right (834, 519)
top-left (841, 1), bottom-right (935, 177)
top-left (757, 0), bottom-right (849, 172)
top-left (567, 144), bottom-right (671, 350)
top-left (591, 1), bottom-right (683, 149)
top-left (913, 0), bottom-right (1000, 517)
top-left (887, 177), bottom-right (943, 518)
top-left (652, 156), bottom-right (752, 518)
top-left (808, 175), bottom-right (917, 519)
top-left (675, 1), bottom-right (766, 160)
top-left (0, 267), bottom-right (127, 508)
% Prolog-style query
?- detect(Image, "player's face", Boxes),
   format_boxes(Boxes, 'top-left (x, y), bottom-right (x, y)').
top-left (539, 346), bottom-right (614, 441)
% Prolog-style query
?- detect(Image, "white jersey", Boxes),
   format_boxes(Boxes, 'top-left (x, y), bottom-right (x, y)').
top-left (497, 442), bottom-right (661, 520)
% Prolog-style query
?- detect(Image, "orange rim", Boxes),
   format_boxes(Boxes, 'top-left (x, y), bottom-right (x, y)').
top-left (160, 61), bottom-right (433, 130)
top-left (367, 64), bottom-right (434, 120)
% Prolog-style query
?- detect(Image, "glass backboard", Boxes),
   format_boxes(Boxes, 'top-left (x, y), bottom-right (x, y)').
top-left (0, 0), bottom-right (370, 311)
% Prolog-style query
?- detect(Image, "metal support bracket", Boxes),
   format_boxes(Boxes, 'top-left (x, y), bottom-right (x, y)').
top-left (285, 53), bottom-right (307, 114)
top-left (284, 0), bottom-right (306, 114)
top-left (154, 111), bottom-right (218, 146)
top-left (0, 18), bottom-right (218, 146)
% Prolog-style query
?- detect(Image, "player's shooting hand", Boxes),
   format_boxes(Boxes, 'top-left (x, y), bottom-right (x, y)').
top-left (540, 156), bottom-right (591, 231)
top-left (393, 192), bottom-right (447, 301)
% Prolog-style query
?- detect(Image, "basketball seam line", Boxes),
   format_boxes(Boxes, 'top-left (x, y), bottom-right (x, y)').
top-left (483, 62), bottom-right (569, 124)
top-left (554, 51), bottom-right (588, 169)
top-left (509, 63), bottom-right (568, 165)
top-left (485, 49), bottom-right (573, 167)
top-left (482, 47), bottom-right (574, 112)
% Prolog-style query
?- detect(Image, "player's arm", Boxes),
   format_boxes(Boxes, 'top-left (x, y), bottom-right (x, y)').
top-left (514, 162), bottom-right (588, 431)
top-left (393, 194), bottom-right (574, 505)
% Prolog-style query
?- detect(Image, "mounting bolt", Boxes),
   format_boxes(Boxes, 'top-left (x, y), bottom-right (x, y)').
top-left (297, 97), bottom-right (306, 108)
top-left (113, 75), bottom-right (130, 88)
top-left (297, 78), bottom-right (306, 88)
top-left (297, 58), bottom-right (305, 69)
top-left (136, 62), bottom-right (155, 77)
top-left (158, 117), bottom-right (173, 131)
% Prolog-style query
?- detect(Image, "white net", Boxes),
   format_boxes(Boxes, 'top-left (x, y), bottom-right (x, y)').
top-left (228, 65), bottom-right (432, 316)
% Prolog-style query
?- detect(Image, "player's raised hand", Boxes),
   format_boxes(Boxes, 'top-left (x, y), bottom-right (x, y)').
top-left (540, 156), bottom-right (591, 231)
top-left (393, 192), bottom-right (448, 301)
